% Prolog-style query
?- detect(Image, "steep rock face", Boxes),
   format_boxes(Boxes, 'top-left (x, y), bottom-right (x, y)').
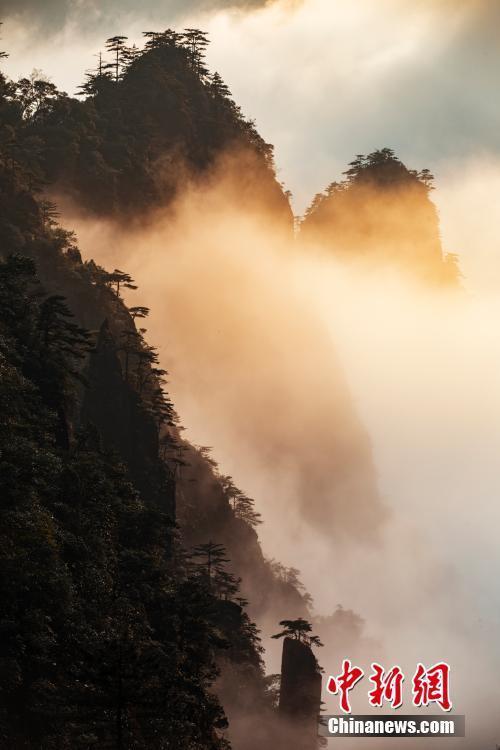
top-left (301, 149), bottom-right (460, 285)
top-left (82, 320), bottom-right (176, 514)
top-left (279, 637), bottom-right (322, 750)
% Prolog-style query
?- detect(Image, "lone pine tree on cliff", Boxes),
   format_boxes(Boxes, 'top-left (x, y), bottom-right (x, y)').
top-left (272, 618), bottom-right (324, 648)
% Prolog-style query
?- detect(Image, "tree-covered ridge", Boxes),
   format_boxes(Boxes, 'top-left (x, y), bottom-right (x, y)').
top-left (1, 27), bottom-right (291, 224)
top-left (301, 148), bottom-right (460, 285)
top-left (0, 52), bottom-right (313, 747)
top-left (0, 253), bottom-right (232, 748)
top-left (0, 168), bottom-right (281, 750)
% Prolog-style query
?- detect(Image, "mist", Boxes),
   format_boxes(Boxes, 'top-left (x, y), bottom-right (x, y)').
top-left (57, 154), bottom-right (500, 748)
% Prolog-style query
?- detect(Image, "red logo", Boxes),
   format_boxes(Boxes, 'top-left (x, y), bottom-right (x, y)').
top-left (326, 661), bottom-right (452, 713)
top-left (368, 663), bottom-right (404, 709)
top-left (412, 663), bottom-right (452, 712)
top-left (327, 659), bottom-right (364, 714)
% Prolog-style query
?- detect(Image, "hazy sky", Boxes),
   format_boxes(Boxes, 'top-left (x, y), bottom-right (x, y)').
top-left (1, 0), bottom-right (499, 286)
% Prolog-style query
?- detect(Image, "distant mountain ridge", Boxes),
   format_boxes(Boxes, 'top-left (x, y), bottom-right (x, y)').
top-left (301, 148), bottom-right (460, 285)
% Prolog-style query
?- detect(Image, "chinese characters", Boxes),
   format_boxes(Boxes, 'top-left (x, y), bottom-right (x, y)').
top-left (326, 661), bottom-right (452, 713)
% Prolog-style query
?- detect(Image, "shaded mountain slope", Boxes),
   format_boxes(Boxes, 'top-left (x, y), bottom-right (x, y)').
top-left (0, 253), bottom-right (229, 748)
top-left (0, 57), bottom-right (310, 748)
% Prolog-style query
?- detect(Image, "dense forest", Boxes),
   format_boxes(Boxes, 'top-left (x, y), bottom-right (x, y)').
top-left (0, 21), bottom-right (458, 750)
top-left (0, 27), bottom-right (322, 750)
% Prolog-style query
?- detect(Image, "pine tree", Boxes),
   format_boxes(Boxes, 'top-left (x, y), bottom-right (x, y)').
top-left (181, 28), bottom-right (210, 77)
top-left (220, 475), bottom-right (261, 526)
top-left (129, 306), bottom-right (150, 320)
top-left (78, 52), bottom-right (113, 96)
top-left (209, 72), bottom-right (231, 100)
top-left (191, 541), bottom-right (230, 588)
top-left (272, 618), bottom-right (323, 648)
top-left (102, 268), bottom-right (138, 297)
top-left (104, 35), bottom-right (129, 82)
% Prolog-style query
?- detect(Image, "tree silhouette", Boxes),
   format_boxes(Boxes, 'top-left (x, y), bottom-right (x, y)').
top-left (123, 43), bottom-right (140, 68)
top-left (143, 29), bottom-right (181, 50)
top-left (134, 342), bottom-right (164, 394)
top-left (129, 306), bottom-right (150, 320)
top-left (102, 268), bottom-right (138, 297)
top-left (15, 72), bottom-right (60, 121)
top-left (272, 618), bottom-right (323, 648)
top-left (38, 294), bottom-right (93, 373)
top-left (197, 445), bottom-right (218, 469)
top-left (78, 52), bottom-right (113, 95)
top-left (148, 383), bottom-right (176, 435)
top-left (159, 433), bottom-right (189, 480)
top-left (190, 540), bottom-right (231, 591)
top-left (209, 71), bottom-right (231, 100)
top-left (220, 475), bottom-right (262, 527)
top-left (142, 30), bottom-right (160, 49)
top-left (39, 199), bottom-right (60, 229)
top-left (267, 560), bottom-right (312, 606)
top-left (181, 28), bottom-right (209, 77)
top-left (105, 35), bottom-right (129, 82)
top-left (213, 567), bottom-right (240, 601)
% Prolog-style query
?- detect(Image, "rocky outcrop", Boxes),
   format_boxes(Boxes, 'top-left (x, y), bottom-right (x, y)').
top-left (279, 637), bottom-right (322, 750)
top-left (301, 149), bottom-right (460, 285)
